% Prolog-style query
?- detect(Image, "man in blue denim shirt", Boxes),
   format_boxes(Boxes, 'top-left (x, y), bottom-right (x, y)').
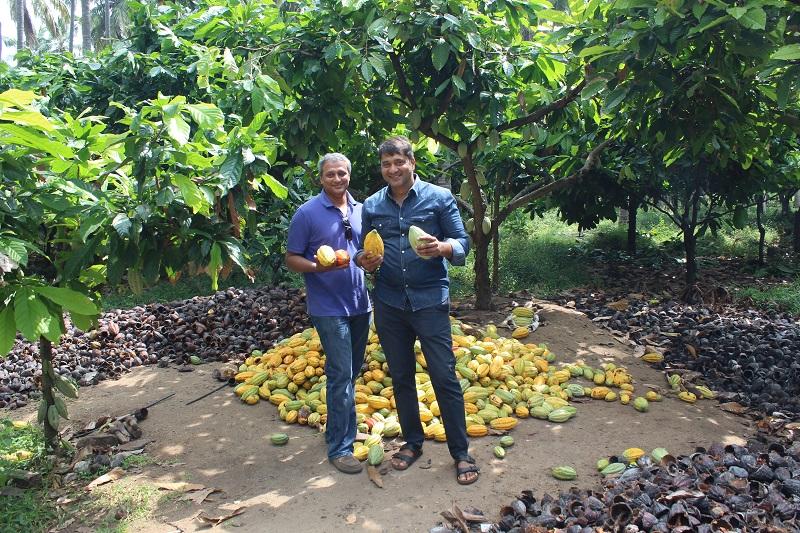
top-left (356, 136), bottom-right (479, 485)
top-left (286, 153), bottom-right (371, 475)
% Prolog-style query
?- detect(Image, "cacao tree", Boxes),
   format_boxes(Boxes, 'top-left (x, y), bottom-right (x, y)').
top-left (0, 88), bottom-right (275, 448)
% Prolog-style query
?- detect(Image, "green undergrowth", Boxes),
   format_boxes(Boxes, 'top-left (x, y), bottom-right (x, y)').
top-left (0, 419), bottom-right (57, 533)
top-left (734, 279), bottom-right (800, 315)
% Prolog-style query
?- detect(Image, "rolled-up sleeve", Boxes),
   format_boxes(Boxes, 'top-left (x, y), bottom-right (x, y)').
top-left (440, 194), bottom-right (469, 266)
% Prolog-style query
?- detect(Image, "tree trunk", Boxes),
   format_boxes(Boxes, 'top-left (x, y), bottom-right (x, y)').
top-left (794, 209), bottom-right (800, 256)
top-left (16, 0), bottom-right (24, 50)
top-left (473, 233), bottom-right (492, 309)
top-left (491, 185), bottom-right (501, 293)
top-left (81, 0), bottom-right (92, 54)
top-left (39, 337), bottom-right (59, 449)
top-left (104, 0), bottom-right (110, 42)
top-left (757, 194), bottom-right (766, 265)
top-left (683, 226), bottom-right (697, 292)
top-left (69, 0), bottom-right (76, 53)
top-left (627, 194), bottom-right (638, 256)
top-left (780, 192), bottom-right (791, 218)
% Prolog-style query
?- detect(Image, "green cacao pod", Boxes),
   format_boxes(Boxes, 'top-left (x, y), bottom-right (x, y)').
top-left (367, 444), bottom-right (385, 466)
top-left (53, 395), bottom-right (69, 420)
top-left (600, 462), bottom-right (626, 476)
top-left (271, 433), bottom-right (289, 445)
top-left (47, 405), bottom-right (60, 430)
top-left (596, 458), bottom-right (610, 471)
top-left (530, 406), bottom-right (550, 419)
top-left (651, 448), bottom-right (669, 463)
top-left (37, 399), bottom-right (47, 424)
top-left (633, 397), bottom-right (649, 412)
top-left (54, 374), bottom-right (78, 399)
top-left (551, 466), bottom-right (577, 480)
top-left (499, 436), bottom-right (514, 448)
top-left (547, 408), bottom-right (573, 423)
top-left (408, 226), bottom-right (431, 259)
top-left (493, 446), bottom-right (506, 459)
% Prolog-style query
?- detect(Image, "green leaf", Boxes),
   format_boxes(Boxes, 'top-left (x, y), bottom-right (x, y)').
top-left (13, 288), bottom-right (56, 342)
top-left (613, 0), bottom-right (656, 8)
top-left (166, 116), bottom-right (191, 145)
top-left (537, 9), bottom-right (573, 24)
top-left (208, 243), bottom-right (223, 291)
top-left (732, 206), bottom-right (748, 229)
top-left (0, 306), bottom-right (16, 356)
top-left (738, 7), bottom-right (766, 30)
top-left (219, 150), bottom-right (244, 191)
top-left (603, 85), bottom-right (629, 112)
top-left (220, 240), bottom-right (246, 270)
top-left (70, 313), bottom-right (96, 331)
top-left (578, 45), bottom-right (618, 58)
top-left (0, 89), bottom-right (37, 107)
top-left (772, 44), bottom-right (800, 61)
top-left (432, 40), bottom-right (450, 71)
top-left (261, 173), bottom-right (288, 200)
top-left (33, 286), bottom-right (98, 316)
top-left (112, 213), bottom-right (132, 237)
top-left (726, 7), bottom-right (747, 19)
top-left (173, 175), bottom-right (208, 214)
top-left (581, 78), bottom-right (607, 100)
top-left (185, 103), bottom-right (224, 130)
top-left (0, 237), bottom-right (28, 267)
top-left (688, 15), bottom-right (730, 36)
top-left (0, 123), bottom-right (73, 158)
top-left (451, 75), bottom-right (466, 92)
top-left (2, 111), bottom-right (55, 131)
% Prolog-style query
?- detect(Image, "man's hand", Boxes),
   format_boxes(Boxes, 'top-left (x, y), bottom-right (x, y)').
top-left (360, 252), bottom-right (383, 272)
top-left (414, 234), bottom-right (452, 259)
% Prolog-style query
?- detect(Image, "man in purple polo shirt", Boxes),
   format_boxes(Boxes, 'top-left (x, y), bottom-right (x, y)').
top-left (285, 153), bottom-right (371, 474)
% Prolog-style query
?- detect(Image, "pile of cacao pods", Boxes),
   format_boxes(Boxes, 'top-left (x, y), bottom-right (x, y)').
top-left (487, 438), bottom-right (800, 532)
top-left (232, 315), bottom-right (659, 458)
top-left (555, 290), bottom-right (800, 416)
top-left (0, 286), bottom-right (309, 409)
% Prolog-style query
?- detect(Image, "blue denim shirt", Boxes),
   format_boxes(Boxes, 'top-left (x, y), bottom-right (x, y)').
top-left (361, 176), bottom-right (468, 312)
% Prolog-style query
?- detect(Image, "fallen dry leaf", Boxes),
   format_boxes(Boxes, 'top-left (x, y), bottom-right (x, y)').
top-left (440, 504), bottom-right (469, 533)
top-left (181, 487), bottom-right (221, 504)
top-left (606, 299), bottom-right (629, 311)
top-left (366, 465), bottom-right (383, 488)
top-left (86, 467), bottom-right (125, 490)
top-left (718, 402), bottom-right (748, 415)
top-left (195, 507), bottom-right (244, 526)
top-left (685, 344), bottom-right (697, 357)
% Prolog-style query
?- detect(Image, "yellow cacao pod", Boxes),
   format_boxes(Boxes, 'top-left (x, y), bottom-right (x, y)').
top-left (363, 229), bottom-right (384, 257)
top-left (315, 245), bottom-right (336, 267)
top-left (489, 417), bottom-right (518, 431)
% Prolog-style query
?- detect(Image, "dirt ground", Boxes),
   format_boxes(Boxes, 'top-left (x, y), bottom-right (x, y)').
top-left (17, 299), bottom-right (752, 532)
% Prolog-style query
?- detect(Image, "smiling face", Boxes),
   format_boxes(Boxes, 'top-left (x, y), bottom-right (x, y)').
top-left (380, 151), bottom-right (416, 193)
top-left (320, 160), bottom-right (351, 200)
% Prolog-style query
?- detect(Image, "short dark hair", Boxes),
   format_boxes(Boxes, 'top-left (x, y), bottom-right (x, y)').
top-left (378, 136), bottom-right (414, 160)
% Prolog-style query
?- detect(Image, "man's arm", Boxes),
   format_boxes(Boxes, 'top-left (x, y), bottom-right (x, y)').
top-left (439, 194), bottom-right (469, 266)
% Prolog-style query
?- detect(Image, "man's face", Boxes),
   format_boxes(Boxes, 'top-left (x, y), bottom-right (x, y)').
top-left (380, 152), bottom-right (415, 190)
top-left (320, 160), bottom-right (350, 197)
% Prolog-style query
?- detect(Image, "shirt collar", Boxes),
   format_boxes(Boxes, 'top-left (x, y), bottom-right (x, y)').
top-left (319, 190), bottom-right (356, 208)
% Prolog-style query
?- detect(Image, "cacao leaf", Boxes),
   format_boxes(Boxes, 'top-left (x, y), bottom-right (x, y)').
top-left (0, 306), bottom-right (16, 355)
top-left (33, 286), bottom-right (97, 316)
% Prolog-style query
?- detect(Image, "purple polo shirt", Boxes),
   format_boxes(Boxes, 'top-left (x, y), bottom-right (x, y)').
top-left (287, 191), bottom-right (371, 317)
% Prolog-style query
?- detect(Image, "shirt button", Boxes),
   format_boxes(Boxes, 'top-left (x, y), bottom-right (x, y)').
top-left (401, 250), bottom-right (404, 254)
top-left (400, 217), bottom-right (403, 220)
top-left (403, 269), bottom-right (406, 272)
top-left (405, 284), bottom-right (408, 288)
top-left (401, 233), bottom-right (404, 237)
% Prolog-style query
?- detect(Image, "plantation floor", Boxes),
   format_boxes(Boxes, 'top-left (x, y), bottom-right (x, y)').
top-left (21, 298), bottom-right (752, 532)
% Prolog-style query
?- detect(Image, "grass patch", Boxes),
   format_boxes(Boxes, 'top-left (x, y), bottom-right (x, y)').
top-left (735, 279), bottom-right (800, 315)
top-left (101, 270), bottom-right (277, 311)
top-left (79, 477), bottom-right (169, 533)
top-left (0, 486), bottom-right (58, 533)
top-left (0, 419), bottom-right (58, 533)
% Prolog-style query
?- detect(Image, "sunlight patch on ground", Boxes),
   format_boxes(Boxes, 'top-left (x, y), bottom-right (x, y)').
top-left (198, 468), bottom-right (225, 476)
top-left (705, 417), bottom-right (720, 426)
top-left (305, 475), bottom-right (336, 489)
top-left (721, 434), bottom-right (747, 446)
top-left (361, 518), bottom-right (386, 531)
top-left (160, 444), bottom-right (185, 455)
top-left (220, 490), bottom-right (294, 509)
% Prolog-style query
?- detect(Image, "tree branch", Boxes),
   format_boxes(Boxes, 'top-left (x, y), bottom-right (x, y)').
top-left (389, 51), bottom-right (416, 110)
top-left (496, 81), bottom-right (586, 133)
top-left (497, 138), bottom-right (613, 223)
top-left (419, 57), bottom-right (468, 132)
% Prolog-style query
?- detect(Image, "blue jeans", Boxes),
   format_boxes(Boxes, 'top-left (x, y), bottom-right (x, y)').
top-left (310, 313), bottom-right (371, 460)
top-left (373, 298), bottom-right (470, 462)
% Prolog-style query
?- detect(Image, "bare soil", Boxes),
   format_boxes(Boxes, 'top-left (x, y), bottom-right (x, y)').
top-left (19, 299), bottom-right (751, 532)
